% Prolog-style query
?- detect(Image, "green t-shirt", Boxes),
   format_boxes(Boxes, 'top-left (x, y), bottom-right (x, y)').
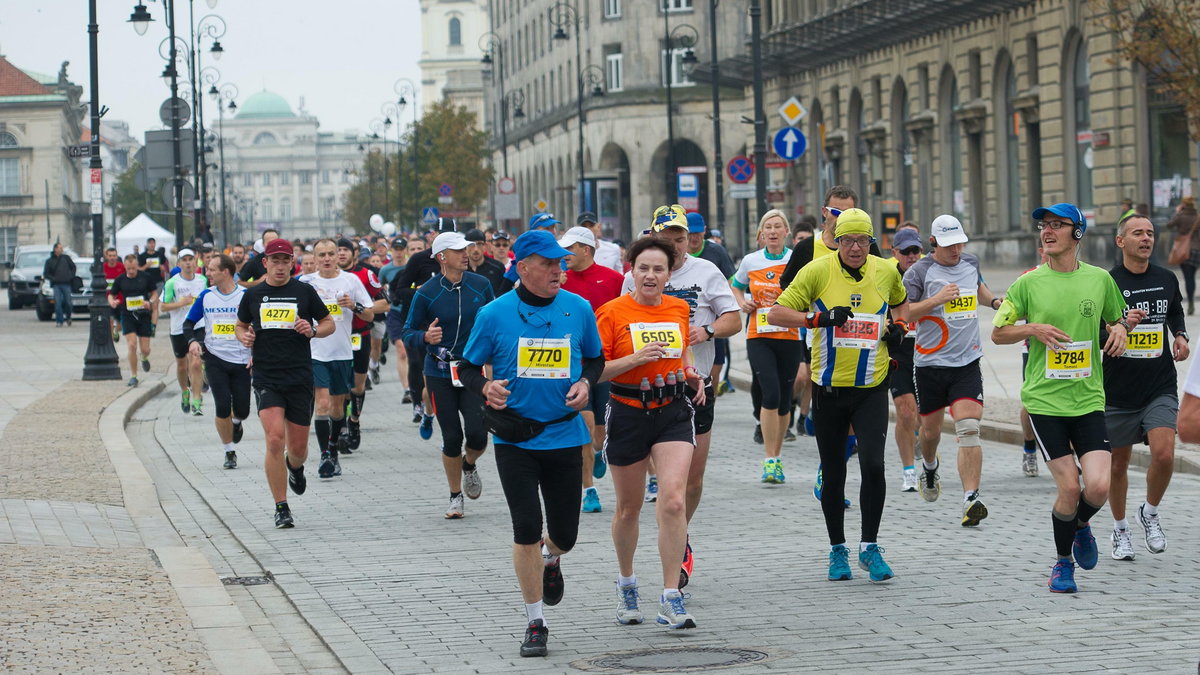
top-left (992, 262), bottom-right (1126, 416)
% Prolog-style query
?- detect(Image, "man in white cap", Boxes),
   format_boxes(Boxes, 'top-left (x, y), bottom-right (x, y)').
top-left (577, 212), bottom-right (623, 273)
top-left (900, 215), bottom-right (1004, 527)
top-left (160, 248), bottom-right (209, 415)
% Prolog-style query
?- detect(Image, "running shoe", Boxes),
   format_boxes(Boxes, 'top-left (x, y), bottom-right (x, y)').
top-left (318, 452), bottom-right (335, 479)
top-left (1138, 504), bottom-right (1166, 553)
top-left (679, 539), bottom-right (693, 589)
top-left (804, 413), bottom-right (815, 437)
top-left (370, 365), bottom-right (381, 385)
top-left (1111, 528), bottom-right (1135, 561)
top-left (364, 378), bottom-right (372, 391)
top-left (722, 379), bottom-right (736, 394)
top-left (813, 465), bottom-right (822, 497)
top-left (763, 458), bottom-right (779, 484)
top-left (223, 451), bottom-right (237, 470)
top-left (331, 452), bottom-right (342, 477)
top-left (644, 476), bottom-right (658, 502)
top-left (402, 390), bottom-right (413, 404)
top-left (828, 544), bottom-right (852, 581)
top-left (519, 619), bottom-right (548, 657)
top-left (656, 590), bottom-right (696, 629)
top-left (337, 429), bottom-right (352, 456)
top-left (1073, 525), bottom-right (1098, 570)
top-left (231, 420), bottom-right (243, 444)
top-left (772, 458), bottom-right (786, 484)
top-left (1022, 451), bottom-right (1039, 477)
top-left (961, 493), bottom-right (988, 527)
top-left (411, 404), bottom-right (422, 424)
top-left (919, 461), bottom-right (941, 502)
top-left (463, 465), bottom-right (483, 500)
top-left (582, 487), bottom-right (601, 513)
top-left (190, 399), bottom-right (202, 417)
top-left (716, 380), bottom-right (730, 396)
top-left (752, 424), bottom-right (762, 445)
top-left (141, 358), bottom-right (151, 373)
top-left (784, 428), bottom-right (797, 442)
top-left (543, 558), bottom-right (564, 606)
top-left (285, 453), bottom-right (306, 495)
top-left (796, 414), bottom-right (806, 436)
top-left (1048, 558), bottom-right (1076, 593)
top-left (274, 503), bottom-right (294, 529)
top-left (348, 418), bottom-right (361, 451)
top-left (615, 583), bottom-right (643, 625)
top-left (444, 494), bottom-right (465, 519)
top-left (901, 468), bottom-right (918, 492)
top-left (858, 544), bottom-right (894, 583)
top-left (592, 449), bottom-right (607, 479)
top-left (180, 390), bottom-right (191, 413)
top-left (127, 377), bottom-right (139, 387)
top-left (379, 352), bottom-right (386, 365)
top-left (419, 414), bottom-right (434, 440)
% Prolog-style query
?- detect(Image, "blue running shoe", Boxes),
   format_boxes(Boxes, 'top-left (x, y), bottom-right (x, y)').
top-left (772, 458), bottom-right (786, 484)
top-left (828, 544), bottom-right (852, 581)
top-left (1048, 558), bottom-right (1077, 593)
top-left (845, 435), bottom-right (858, 462)
top-left (813, 465), bottom-right (823, 500)
top-left (582, 487), bottom-right (602, 513)
top-left (1073, 525), bottom-right (1098, 570)
top-left (804, 413), bottom-right (815, 436)
top-left (593, 449), bottom-right (607, 479)
top-left (858, 544), bottom-right (894, 583)
top-left (419, 414), bottom-right (434, 440)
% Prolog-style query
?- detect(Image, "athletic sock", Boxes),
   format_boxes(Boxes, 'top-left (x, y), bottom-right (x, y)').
top-left (275, 500), bottom-right (287, 509)
top-left (1023, 439), bottom-right (1036, 452)
top-left (223, 442), bottom-right (234, 453)
top-left (525, 601), bottom-right (544, 624)
top-left (923, 458), bottom-right (938, 471)
top-left (330, 416), bottom-right (345, 443)
top-left (661, 588), bottom-right (679, 602)
top-left (541, 542), bottom-right (560, 567)
top-left (369, 359), bottom-right (379, 369)
top-left (858, 541), bottom-right (874, 553)
top-left (1114, 518), bottom-right (1129, 531)
top-left (1143, 501), bottom-right (1159, 516)
top-left (1076, 496), bottom-right (1104, 529)
top-left (462, 460), bottom-right (476, 472)
top-left (902, 465), bottom-right (915, 472)
top-left (964, 490), bottom-right (977, 501)
top-left (450, 491), bottom-right (462, 500)
top-left (314, 416), bottom-right (330, 452)
top-left (1052, 510), bottom-right (1076, 558)
top-left (351, 393), bottom-right (365, 419)
top-left (618, 574), bottom-right (636, 587)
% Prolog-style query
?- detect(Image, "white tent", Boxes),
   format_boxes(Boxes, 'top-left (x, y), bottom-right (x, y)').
top-left (115, 213), bottom-right (175, 258)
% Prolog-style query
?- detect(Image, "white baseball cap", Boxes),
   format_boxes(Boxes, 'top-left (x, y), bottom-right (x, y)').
top-left (931, 215), bottom-right (968, 246)
top-left (431, 231), bottom-right (471, 256)
top-left (557, 226), bottom-right (597, 250)
top-left (177, 248), bottom-right (196, 258)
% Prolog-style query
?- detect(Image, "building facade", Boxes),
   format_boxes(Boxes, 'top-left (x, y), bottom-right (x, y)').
top-left (82, 120), bottom-right (140, 245)
top-left (420, 0), bottom-right (490, 127)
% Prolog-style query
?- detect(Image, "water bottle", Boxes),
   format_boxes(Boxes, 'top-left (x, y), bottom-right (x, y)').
top-left (653, 373), bottom-right (666, 404)
top-left (676, 368), bottom-right (687, 398)
top-left (639, 377), bottom-right (651, 409)
top-left (664, 370), bottom-right (676, 403)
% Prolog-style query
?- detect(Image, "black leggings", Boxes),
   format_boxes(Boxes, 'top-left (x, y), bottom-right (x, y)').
top-left (427, 375), bottom-right (487, 457)
top-left (405, 344), bottom-right (426, 399)
top-left (203, 353), bottom-right (251, 420)
top-left (747, 338), bottom-right (801, 412)
top-left (812, 382), bottom-right (889, 546)
top-left (494, 444), bottom-right (582, 547)
top-left (1182, 263), bottom-right (1197, 303)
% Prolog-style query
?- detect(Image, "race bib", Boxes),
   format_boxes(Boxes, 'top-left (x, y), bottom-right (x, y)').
top-left (517, 337), bottom-right (571, 379)
top-left (755, 308), bottom-right (786, 334)
top-left (125, 295), bottom-right (146, 312)
top-left (1123, 323), bottom-right (1163, 359)
top-left (630, 322), bottom-right (684, 358)
top-left (944, 293), bottom-right (977, 321)
top-left (325, 302), bottom-right (344, 321)
top-left (148, 259), bottom-right (160, 269)
top-left (210, 319), bottom-right (237, 340)
top-left (259, 302), bottom-right (297, 329)
top-left (106, 278), bottom-right (114, 290)
top-left (1045, 340), bottom-right (1092, 379)
top-left (831, 315), bottom-right (882, 350)
top-left (351, 333), bottom-right (362, 351)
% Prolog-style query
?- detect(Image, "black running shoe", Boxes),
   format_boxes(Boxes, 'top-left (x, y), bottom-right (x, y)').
top-left (232, 420), bottom-right (243, 444)
top-left (223, 451), bottom-right (237, 469)
top-left (274, 503), bottom-right (294, 529)
top-left (520, 619), bottom-right (548, 657)
top-left (543, 560), bottom-right (564, 606)
top-left (402, 390), bottom-right (413, 405)
top-left (286, 454), bottom-right (306, 495)
top-left (338, 429), bottom-right (353, 455)
top-left (348, 419), bottom-right (361, 450)
top-left (364, 378), bottom-right (373, 391)
top-left (379, 352), bottom-right (386, 365)
top-left (332, 453), bottom-right (342, 477)
top-left (753, 424), bottom-right (763, 445)
top-left (141, 358), bottom-right (151, 373)
top-left (318, 452), bottom-right (334, 479)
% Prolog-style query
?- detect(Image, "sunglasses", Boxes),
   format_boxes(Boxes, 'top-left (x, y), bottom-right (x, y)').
top-left (824, 206), bottom-right (843, 218)
top-left (898, 246), bottom-right (921, 255)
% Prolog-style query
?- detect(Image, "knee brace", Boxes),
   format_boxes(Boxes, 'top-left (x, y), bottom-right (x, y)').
top-left (955, 418), bottom-right (982, 449)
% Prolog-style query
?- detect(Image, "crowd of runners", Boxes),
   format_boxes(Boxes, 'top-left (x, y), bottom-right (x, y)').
top-left (102, 188), bottom-right (1200, 656)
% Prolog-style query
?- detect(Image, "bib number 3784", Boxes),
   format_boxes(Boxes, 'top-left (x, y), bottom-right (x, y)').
top-left (1045, 340), bottom-right (1092, 379)
top-left (517, 338), bottom-right (571, 379)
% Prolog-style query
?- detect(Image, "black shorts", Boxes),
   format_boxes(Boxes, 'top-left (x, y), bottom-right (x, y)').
top-left (889, 339), bottom-right (916, 399)
top-left (170, 333), bottom-right (191, 359)
top-left (588, 381), bottom-right (611, 424)
top-left (713, 337), bottom-right (728, 367)
top-left (914, 359), bottom-right (984, 416)
top-left (494, 444), bottom-right (581, 547)
top-left (797, 336), bottom-right (811, 365)
top-left (602, 397), bottom-right (695, 467)
top-left (1028, 410), bottom-right (1112, 461)
top-left (690, 377), bottom-right (716, 435)
top-left (352, 330), bottom-right (370, 374)
top-left (253, 380), bottom-right (315, 427)
top-left (121, 312), bottom-right (154, 337)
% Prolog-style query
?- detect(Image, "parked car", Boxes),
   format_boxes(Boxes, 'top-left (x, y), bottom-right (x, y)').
top-left (6, 245), bottom-right (81, 309)
top-left (36, 260), bottom-right (93, 321)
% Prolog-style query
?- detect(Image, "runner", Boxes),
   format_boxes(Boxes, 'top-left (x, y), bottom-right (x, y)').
top-left (1104, 213), bottom-right (1188, 560)
top-left (103, 247), bottom-right (125, 341)
top-left (237, 228), bottom-right (280, 287)
top-left (385, 237), bottom-right (427, 407)
top-left (457, 230), bottom-right (602, 657)
top-left (160, 249), bottom-right (209, 416)
top-left (578, 211), bottom-right (624, 273)
top-left (991, 202), bottom-right (1130, 592)
top-left (901, 215), bottom-right (1003, 526)
top-left (337, 238), bottom-right (389, 452)
top-left (559, 226), bottom-right (625, 514)
top-left (235, 238), bottom-right (335, 529)
top-left (599, 236), bottom-right (706, 629)
top-left (391, 222), bottom-right (452, 435)
top-left (465, 228), bottom-right (512, 296)
top-left (488, 231), bottom-right (513, 271)
top-left (401, 232), bottom-right (494, 518)
top-left (107, 254), bottom-right (160, 387)
top-left (685, 212), bottom-right (736, 389)
top-left (299, 240), bottom-right (375, 480)
top-left (138, 237), bottom-right (169, 285)
top-left (769, 208), bottom-right (908, 582)
top-left (732, 209), bottom-right (800, 483)
top-left (887, 228), bottom-right (924, 491)
top-left (183, 254), bottom-right (251, 469)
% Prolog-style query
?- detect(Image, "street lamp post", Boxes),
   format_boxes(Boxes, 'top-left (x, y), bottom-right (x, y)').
top-left (749, 0), bottom-right (768, 218)
top-left (708, 0), bottom-right (726, 232)
top-left (550, 2), bottom-right (590, 215)
top-left (371, 118), bottom-right (391, 226)
top-left (210, 83), bottom-right (236, 245)
top-left (394, 79), bottom-right (419, 223)
top-left (382, 100), bottom-right (405, 224)
top-left (664, 22), bottom-right (698, 205)
top-left (479, 32), bottom-right (508, 177)
top-left (192, 13), bottom-right (227, 241)
top-left (83, 0), bottom-right (122, 380)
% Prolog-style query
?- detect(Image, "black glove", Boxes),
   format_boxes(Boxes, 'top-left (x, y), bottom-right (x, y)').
top-left (816, 306), bottom-right (854, 328)
top-left (884, 321), bottom-right (905, 351)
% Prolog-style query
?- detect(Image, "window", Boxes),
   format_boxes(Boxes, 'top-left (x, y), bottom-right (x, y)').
top-left (0, 131), bottom-right (16, 147)
top-left (322, 170), bottom-right (330, 184)
top-left (242, 172), bottom-right (252, 187)
top-left (261, 199), bottom-right (273, 220)
top-left (1071, 42), bottom-right (1093, 209)
top-left (280, 198), bottom-right (292, 222)
top-left (604, 0), bottom-right (621, 18)
top-left (0, 158), bottom-right (18, 195)
top-left (661, 0), bottom-right (692, 11)
top-left (299, 171), bottom-right (311, 185)
top-left (661, 48), bottom-right (694, 87)
top-left (261, 172), bottom-right (271, 186)
top-left (340, 170), bottom-right (349, 184)
top-left (280, 171), bottom-right (290, 186)
top-left (449, 17), bottom-right (462, 46)
top-left (607, 52), bottom-right (624, 92)
top-left (0, 226), bottom-right (17, 264)
top-left (252, 131), bottom-right (277, 145)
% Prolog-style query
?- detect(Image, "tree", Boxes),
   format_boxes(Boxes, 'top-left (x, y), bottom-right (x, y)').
top-left (111, 161), bottom-right (159, 224)
top-left (341, 151), bottom-right (390, 235)
top-left (1094, 0), bottom-right (1200, 140)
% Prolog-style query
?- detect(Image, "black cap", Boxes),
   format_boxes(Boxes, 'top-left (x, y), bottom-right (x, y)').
top-left (437, 217), bottom-right (457, 233)
top-left (463, 229), bottom-right (485, 243)
top-left (576, 212), bottom-right (598, 226)
top-left (490, 230), bottom-right (511, 241)
top-left (336, 237), bottom-right (355, 250)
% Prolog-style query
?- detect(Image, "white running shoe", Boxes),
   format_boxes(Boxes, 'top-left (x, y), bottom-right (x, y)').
top-left (1111, 528), bottom-right (1135, 561)
top-left (1022, 451), bottom-right (1039, 477)
top-left (901, 469), bottom-right (917, 492)
top-left (615, 583), bottom-right (643, 625)
top-left (1138, 504), bottom-right (1166, 554)
top-left (919, 461), bottom-right (941, 503)
top-left (463, 466), bottom-right (483, 500)
top-left (444, 494), bottom-right (465, 519)
top-left (656, 590), bottom-right (696, 629)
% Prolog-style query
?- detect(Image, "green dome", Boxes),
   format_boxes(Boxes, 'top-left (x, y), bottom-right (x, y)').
top-left (235, 90), bottom-right (295, 119)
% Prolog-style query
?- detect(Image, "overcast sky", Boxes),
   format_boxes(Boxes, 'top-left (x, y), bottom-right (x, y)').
top-left (2, 0), bottom-right (423, 140)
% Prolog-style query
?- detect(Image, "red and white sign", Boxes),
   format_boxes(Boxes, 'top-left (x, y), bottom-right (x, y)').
top-left (497, 176), bottom-right (515, 194)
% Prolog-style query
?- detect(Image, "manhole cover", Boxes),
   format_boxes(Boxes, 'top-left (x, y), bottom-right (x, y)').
top-left (573, 646), bottom-right (788, 672)
top-left (220, 574), bottom-right (274, 586)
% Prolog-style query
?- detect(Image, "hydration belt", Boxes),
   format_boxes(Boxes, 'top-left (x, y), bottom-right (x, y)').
top-left (610, 379), bottom-right (687, 409)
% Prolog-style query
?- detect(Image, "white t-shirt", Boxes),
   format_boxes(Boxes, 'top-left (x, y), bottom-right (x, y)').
top-left (194, 285), bottom-right (251, 365)
top-left (595, 239), bottom-right (623, 273)
top-left (621, 255), bottom-right (739, 373)
top-left (299, 271), bottom-right (373, 362)
top-left (163, 272), bottom-right (209, 336)
top-left (1183, 352), bottom-right (1200, 398)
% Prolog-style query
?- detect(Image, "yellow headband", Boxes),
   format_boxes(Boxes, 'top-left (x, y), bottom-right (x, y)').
top-left (834, 208), bottom-right (874, 239)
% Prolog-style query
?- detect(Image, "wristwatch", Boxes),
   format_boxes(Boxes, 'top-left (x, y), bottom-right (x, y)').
top-left (805, 311), bottom-right (817, 327)
top-left (1118, 318), bottom-right (1132, 331)
top-left (991, 297), bottom-right (1002, 310)
top-left (578, 377), bottom-right (591, 389)
top-left (703, 324), bottom-right (715, 341)
top-left (353, 302), bottom-right (366, 314)
top-left (1176, 331), bottom-right (1190, 342)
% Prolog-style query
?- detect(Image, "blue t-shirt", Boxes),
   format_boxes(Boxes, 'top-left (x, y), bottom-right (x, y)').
top-left (402, 271), bottom-right (494, 378)
top-left (463, 289), bottom-right (601, 450)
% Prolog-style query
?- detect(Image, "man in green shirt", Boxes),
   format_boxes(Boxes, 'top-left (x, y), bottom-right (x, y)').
top-left (991, 202), bottom-right (1131, 594)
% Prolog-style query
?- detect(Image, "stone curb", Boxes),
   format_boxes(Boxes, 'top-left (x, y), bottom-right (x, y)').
top-left (100, 377), bottom-right (282, 675)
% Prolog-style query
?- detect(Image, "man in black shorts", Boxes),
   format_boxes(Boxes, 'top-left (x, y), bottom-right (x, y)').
top-left (236, 238), bottom-right (335, 528)
top-left (108, 254), bottom-right (159, 387)
top-left (887, 228), bottom-right (924, 491)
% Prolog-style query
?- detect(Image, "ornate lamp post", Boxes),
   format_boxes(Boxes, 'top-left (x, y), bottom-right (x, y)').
top-left (664, 22), bottom-right (698, 204)
top-left (394, 79), bottom-right (419, 222)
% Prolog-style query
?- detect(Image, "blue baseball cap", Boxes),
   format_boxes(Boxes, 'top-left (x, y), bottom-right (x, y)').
top-left (503, 230), bottom-right (573, 281)
top-left (685, 212), bottom-right (706, 234)
top-left (528, 212), bottom-right (561, 231)
top-left (1032, 202), bottom-right (1087, 234)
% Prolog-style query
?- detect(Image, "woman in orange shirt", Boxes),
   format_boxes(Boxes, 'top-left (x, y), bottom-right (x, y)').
top-left (597, 236), bottom-right (705, 631)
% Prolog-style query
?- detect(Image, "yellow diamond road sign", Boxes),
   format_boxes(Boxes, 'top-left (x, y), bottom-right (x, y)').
top-left (779, 96), bottom-right (807, 126)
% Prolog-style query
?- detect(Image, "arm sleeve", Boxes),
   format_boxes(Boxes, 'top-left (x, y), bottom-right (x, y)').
top-left (1102, 275), bottom-right (1127, 323)
top-left (886, 265), bottom-right (908, 306)
top-left (161, 277), bottom-right (176, 304)
top-left (1167, 275), bottom-right (1187, 336)
top-left (731, 255), bottom-right (751, 290)
top-left (992, 277), bottom-right (1025, 327)
top-left (183, 289), bottom-right (208, 327)
top-left (901, 261), bottom-right (924, 302)
top-left (457, 360), bottom-right (488, 397)
top-left (352, 277), bottom-right (373, 307)
top-left (581, 353), bottom-right (604, 384)
top-left (779, 239), bottom-right (811, 290)
top-left (400, 289), bottom-right (429, 352)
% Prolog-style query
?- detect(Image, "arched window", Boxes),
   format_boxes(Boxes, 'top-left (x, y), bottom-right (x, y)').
top-left (891, 78), bottom-right (913, 221)
top-left (995, 53), bottom-right (1021, 230)
top-left (1065, 34), bottom-right (1093, 209)
top-left (261, 199), bottom-right (273, 221)
top-left (0, 132), bottom-right (17, 147)
top-left (280, 197), bottom-right (292, 222)
top-left (449, 17), bottom-right (462, 46)
top-left (939, 66), bottom-right (963, 219)
top-left (848, 88), bottom-right (864, 200)
top-left (253, 132), bottom-right (277, 145)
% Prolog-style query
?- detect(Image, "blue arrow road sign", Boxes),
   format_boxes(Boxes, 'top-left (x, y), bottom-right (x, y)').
top-left (422, 207), bottom-right (440, 225)
top-left (773, 127), bottom-right (807, 160)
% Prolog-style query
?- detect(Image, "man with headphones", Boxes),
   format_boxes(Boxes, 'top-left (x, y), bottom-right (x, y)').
top-left (899, 215), bottom-right (1003, 527)
top-left (992, 202), bottom-right (1132, 593)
